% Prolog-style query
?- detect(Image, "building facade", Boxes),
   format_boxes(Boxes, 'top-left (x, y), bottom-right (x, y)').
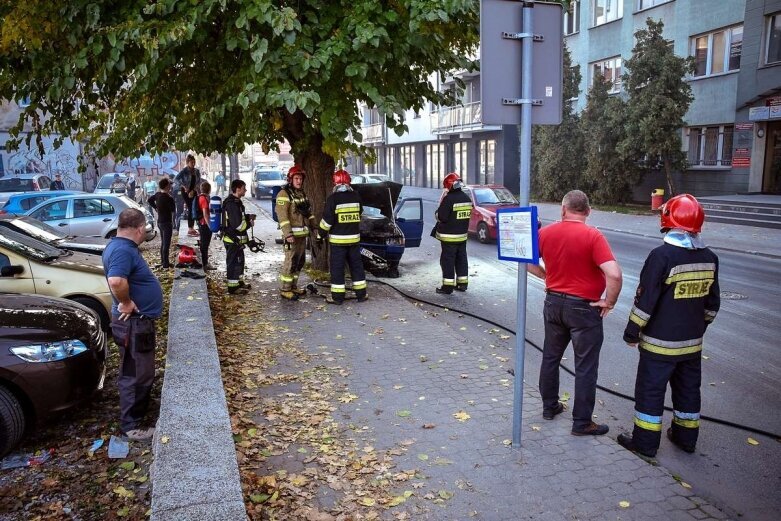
top-left (355, 0), bottom-right (781, 198)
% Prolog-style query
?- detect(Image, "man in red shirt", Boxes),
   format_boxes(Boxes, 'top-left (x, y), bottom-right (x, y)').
top-left (527, 190), bottom-right (623, 436)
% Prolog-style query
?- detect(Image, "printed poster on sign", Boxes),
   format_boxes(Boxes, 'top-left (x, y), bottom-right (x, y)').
top-left (496, 206), bottom-right (539, 264)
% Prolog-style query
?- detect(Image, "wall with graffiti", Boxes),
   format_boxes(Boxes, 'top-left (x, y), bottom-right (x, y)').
top-left (0, 132), bottom-right (92, 190)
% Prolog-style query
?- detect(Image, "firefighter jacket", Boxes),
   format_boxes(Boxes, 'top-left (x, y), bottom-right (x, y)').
top-left (222, 194), bottom-right (249, 244)
top-left (624, 239), bottom-right (720, 361)
top-left (319, 188), bottom-right (362, 245)
top-left (276, 185), bottom-right (315, 238)
top-left (435, 188), bottom-right (472, 242)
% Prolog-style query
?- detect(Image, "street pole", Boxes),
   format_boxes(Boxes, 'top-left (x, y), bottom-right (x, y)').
top-left (512, 0), bottom-right (534, 449)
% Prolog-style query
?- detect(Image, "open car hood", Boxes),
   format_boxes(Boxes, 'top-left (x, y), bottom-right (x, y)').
top-left (353, 181), bottom-right (402, 219)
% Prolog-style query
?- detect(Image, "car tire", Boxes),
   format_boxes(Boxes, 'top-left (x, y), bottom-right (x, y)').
top-left (105, 230), bottom-right (117, 239)
top-left (0, 386), bottom-right (26, 459)
top-left (477, 222), bottom-right (490, 244)
top-left (71, 297), bottom-right (110, 332)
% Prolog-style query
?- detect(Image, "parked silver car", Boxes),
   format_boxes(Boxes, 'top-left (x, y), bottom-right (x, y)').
top-left (0, 174), bottom-right (53, 205)
top-left (24, 194), bottom-right (156, 241)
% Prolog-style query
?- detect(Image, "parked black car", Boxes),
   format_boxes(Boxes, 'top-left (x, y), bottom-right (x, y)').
top-left (0, 214), bottom-right (108, 255)
top-left (0, 293), bottom-right (107, 457)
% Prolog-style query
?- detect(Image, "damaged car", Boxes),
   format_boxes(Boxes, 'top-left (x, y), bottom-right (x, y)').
top-left (352, 181), bottom-right (423, 278)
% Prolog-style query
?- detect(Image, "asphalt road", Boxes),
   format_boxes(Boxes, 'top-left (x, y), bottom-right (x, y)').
top-left (249, 195), bottom-right (781, 520)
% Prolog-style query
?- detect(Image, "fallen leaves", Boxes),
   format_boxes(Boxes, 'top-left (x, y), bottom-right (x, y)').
top-left (453, 411), bottom-right (471, 422)
top-left (747, 437), bottom-right (760, 446)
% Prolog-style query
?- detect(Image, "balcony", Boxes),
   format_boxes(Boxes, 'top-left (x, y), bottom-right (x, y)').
top-left (430, 101), bottom-right (499, 135)
top-left (361, 123), bottom-right (386, 145)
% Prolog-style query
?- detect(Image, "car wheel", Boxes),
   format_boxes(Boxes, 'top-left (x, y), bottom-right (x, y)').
top-left (105, 230), bottom-right (117, 239)
top-left (477, 222), bottom-right (490, 244)
top-left (71, 297), bottom-right (110, 332)
top-left (0, 386), bottom-right (26, 458)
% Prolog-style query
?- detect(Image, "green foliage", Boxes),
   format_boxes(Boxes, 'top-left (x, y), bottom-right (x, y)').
top-left (580, 72), bottom-right (639, 204)
top-left (0, 0), bottom-right (478, 164)
top-left (619, 18), bottom-right (694, 195)
top-left (531, 44), bottom-right (586, 201)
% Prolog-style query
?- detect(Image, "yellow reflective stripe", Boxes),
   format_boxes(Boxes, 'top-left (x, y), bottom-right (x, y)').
top-left (276, 194), bottom-right (290, 202)
top-left (279, 275), bottom-right (294, 282)
top-left (667, 262), bottom-right (716, 277)
top-left (223, 236), bottom-right (234, 243)
top-left (442, 279), bottom-right (455, 286)
top-left (437, 232), bottom-right (467, 242)
top-left (634, 417), bottom-right (663, 432)
top-left (331, 285), bottom-right (346, 293)
top-left (329, 234), bottom-right (360, 244)
top-left (457, 276), bottom-right (468, 283)
top-left (639, 341), bottom-right (702, 356)
top-left (352, 280), bottom-right (367, 289)
top-left (629, 313), bottom-right (648, 327)
top-left (335, 203), bottom-right (360, 212)
top-left (673, 417), bottom-right (700, 429)
top-left (279, 220), bottom-right (290, 227)
top-left (319, 219), bottom-right (332, 230)
top-left (292, 231), bottom-right (309, 237)
top-left (453, 202), bottom-right (472, 209)
top-left (665, 271), bottom-right (715, 285)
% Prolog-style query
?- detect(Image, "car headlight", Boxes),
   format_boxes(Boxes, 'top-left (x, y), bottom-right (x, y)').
top-left (10, 340), bottom-right (89, 363)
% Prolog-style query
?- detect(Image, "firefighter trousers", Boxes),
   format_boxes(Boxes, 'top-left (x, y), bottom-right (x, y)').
top-left (329, 243), bottom-right (367, 302)
top-left (439, 241), bottom-right (468, 289)
top-left (632, 355), bottom-right (701, 453)
top-left (280, 237), bottom-right (307, 291)
top-left (225, 242), bottom-right (245, 288)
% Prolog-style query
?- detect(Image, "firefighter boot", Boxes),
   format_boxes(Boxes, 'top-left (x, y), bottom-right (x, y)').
top-left (291, 287), bottom-right (307, 296)
top-left (617, 433), bottom-right (657, 458)
top-left (280, 290), bottom-right (299, 301)
top-left (436, 286), bottom-right (453, 295)
top-left (667, 428), bottom-right (696, 454)
top-left (238, 280), bottom-right (252, 290)
top-left (456, 284), bottom-right (468, 292)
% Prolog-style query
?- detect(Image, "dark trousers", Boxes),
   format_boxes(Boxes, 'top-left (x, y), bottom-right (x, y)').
top-left (632, 355), bottom-right (701, 453)
top-left (111, 317), bottom-right (156, 433)
top-left (183, 193), bottom-right (195, 229)
top-left (439, 241), bottom-right (468, 288)
top-left (330, 243), bottom-right (367, 302)
top-left (158, 222), bottom-right (173, 267)
top-left (198, 223), bottom-right (212, 266)
top-left (539, 294), bottom-right (604, 429)
top-left (225, 241), bottom-right (245, 287)
top-left (174, 195), bottom-right (184, 226)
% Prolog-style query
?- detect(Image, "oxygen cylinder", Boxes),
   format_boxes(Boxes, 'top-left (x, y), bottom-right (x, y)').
top-left (209, 196), bottom-right (222, 233)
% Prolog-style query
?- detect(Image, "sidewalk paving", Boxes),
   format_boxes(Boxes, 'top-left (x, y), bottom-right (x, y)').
top-left (213, 209), bottom-right (731, 520)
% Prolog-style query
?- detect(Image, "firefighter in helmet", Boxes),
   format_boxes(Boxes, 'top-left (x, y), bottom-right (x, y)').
top-left (319, 170), bottom-right (367, 304)
top-left (222, 179), bottom-right (254, 295)
top-left (275, 165), bottom-right (315, 300)
top-left (617, 194), bottom-right (720, 458)
top-left (434, 172), bottom-right (472, 294)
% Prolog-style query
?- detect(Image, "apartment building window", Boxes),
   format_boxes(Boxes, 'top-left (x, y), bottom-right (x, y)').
top-left (767, 12), bottom-right (781, 65)
top-left (426, 143), bottom-right (446, 188)
top-left (592, 0), bottom-right (622, 27)
top-left (687, 125), bottom-right (733, 167)
top-left (692, 25), bottom-right (743, 77)
top-left (564, 1), bottom-right (580, 35)
top-left (453, 142), bottom-right (468, 177)
top-left (591, 57), bottom-right (622, 94)
top-left (637, 0), bottom-right (672, 11)
top-left (400, 145), bottom-right (416, 185)
top-left (363, 107), bottom-right (381, 126)
top-left (478, 140), bottom-right (496, 185)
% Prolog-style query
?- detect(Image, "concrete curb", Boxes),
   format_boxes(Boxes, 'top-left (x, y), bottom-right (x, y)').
top-left (150, 234), bottom-right (246, 520)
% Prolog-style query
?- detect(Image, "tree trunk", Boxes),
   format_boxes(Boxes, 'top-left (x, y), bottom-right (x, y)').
top-left (229, 153), bottom-right (239, 181)
top-left (221, 154), bottom-right (227, 179)
top-left (663, 156), bottom-right (676, 196)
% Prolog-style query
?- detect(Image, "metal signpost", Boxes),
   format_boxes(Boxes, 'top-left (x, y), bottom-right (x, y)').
top-left (480, 0), bottom-right (563, 447)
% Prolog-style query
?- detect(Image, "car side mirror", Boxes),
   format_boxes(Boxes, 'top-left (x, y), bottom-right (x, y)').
top-left (1, 265), bottom-right (24, 277)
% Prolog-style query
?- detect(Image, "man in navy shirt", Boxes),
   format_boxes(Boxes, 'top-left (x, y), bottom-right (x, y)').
top-left (102, 208), bottom-right (163, 441)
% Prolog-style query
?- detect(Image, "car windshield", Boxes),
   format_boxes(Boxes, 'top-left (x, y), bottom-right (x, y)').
top-left (0, 227), bottom-right (64, 261)
top-left (3, 216), bottom-right (66, 242)
top-left (256, 171), bottom-right (284, 181)
top-left (97, 175), bottom-right (126, 188)
top-left (472, 188), bottom-right (517, 205)
top-left (0, 177), bottom-right (35, 192)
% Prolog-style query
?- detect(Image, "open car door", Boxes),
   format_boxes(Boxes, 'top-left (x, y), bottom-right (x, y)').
top-left (394, 198), bottom-right (423, 248)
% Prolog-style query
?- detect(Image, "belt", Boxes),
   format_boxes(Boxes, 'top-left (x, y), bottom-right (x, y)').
top-left (546, 290), bottom-right (592, 303)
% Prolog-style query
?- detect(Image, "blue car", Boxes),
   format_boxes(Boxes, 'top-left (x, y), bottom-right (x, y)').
top-left (0, 191), bottom-right (83, 215)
